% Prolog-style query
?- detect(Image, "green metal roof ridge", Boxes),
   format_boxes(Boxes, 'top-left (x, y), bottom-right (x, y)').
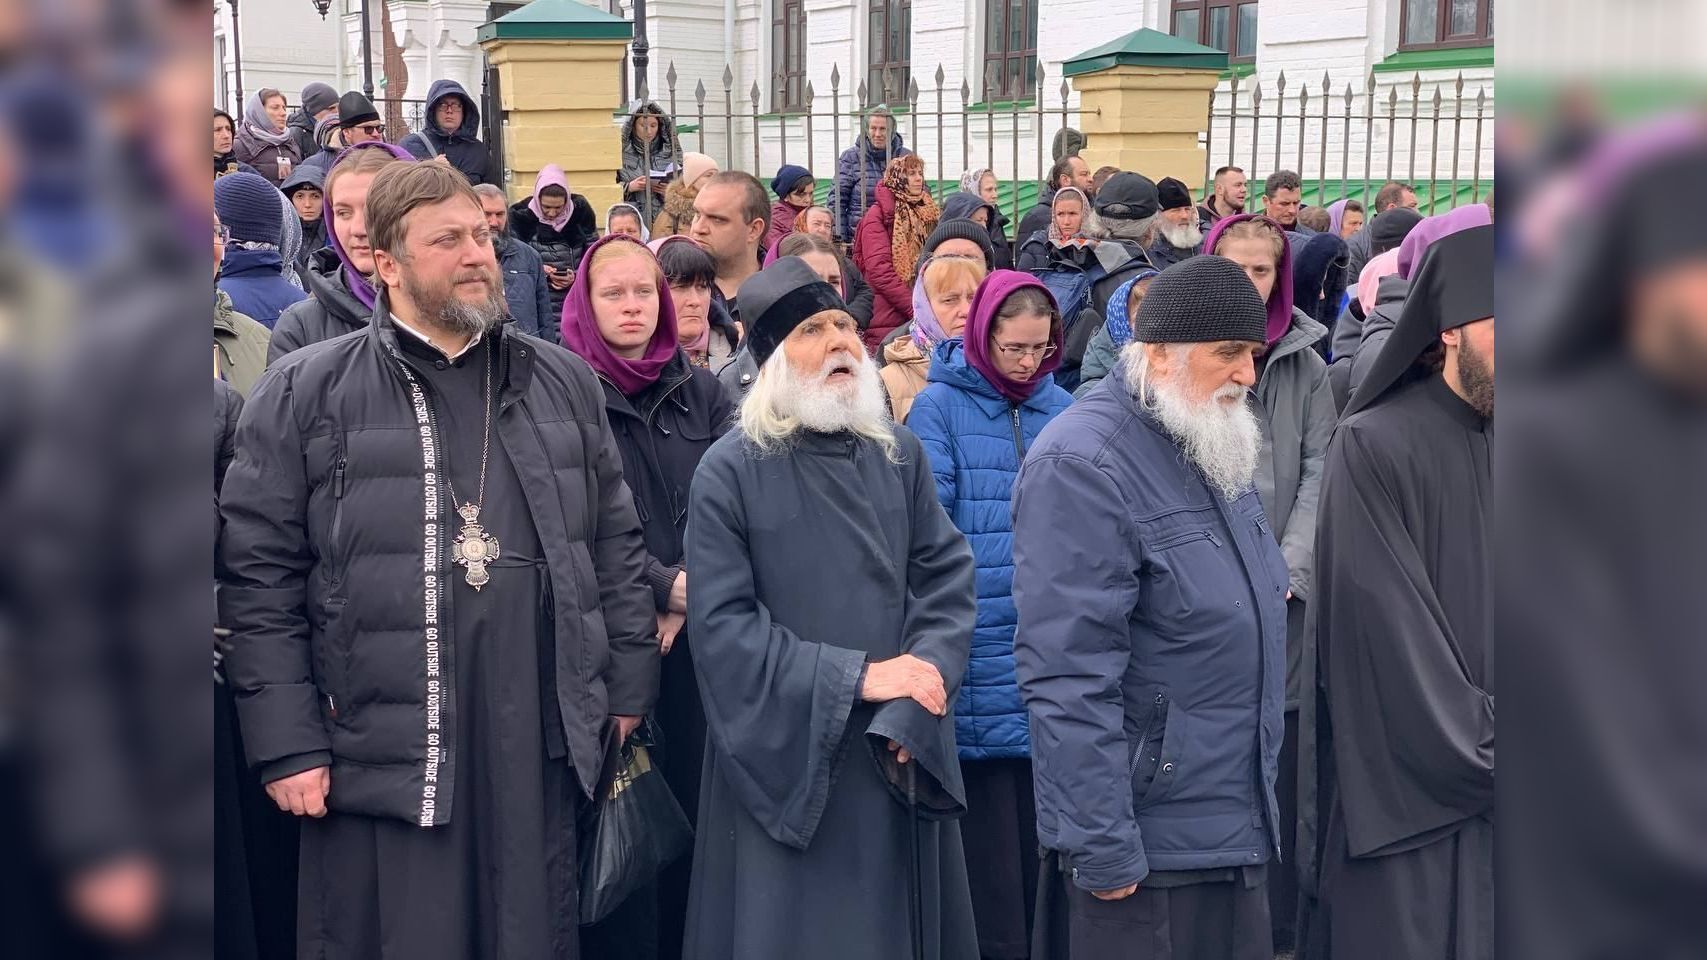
top-left (1373, 45), bottom-right (1493, 74)
top-left (1064, 27), bottom-right (1229, 77)
top-left (477, 0), bottom-right (634, 42)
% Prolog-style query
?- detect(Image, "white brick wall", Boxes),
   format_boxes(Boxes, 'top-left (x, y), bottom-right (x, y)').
top-left (214, 1), bottom-right (345, 114)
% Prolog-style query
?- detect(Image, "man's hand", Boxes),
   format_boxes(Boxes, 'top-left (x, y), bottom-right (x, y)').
top-left (668, 570), bottom-right (688, 614)
top-left (860, 654), bottom-right (947, 716)
top-left (265, 765), bottom-right (330, 817)
top-left (886, 739), bottom-right (912, 764)
top-left (69, 856), bottom-right (161, 941)
top-left (657, 610), bottom-right (685, 655)
top-left (1092, 883), bottom-right (1139, 901)
top-left (613, 714), bottom-right (643, 742)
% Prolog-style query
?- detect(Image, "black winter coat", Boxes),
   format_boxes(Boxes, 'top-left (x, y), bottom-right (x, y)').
top-left (398, 80), bottom-right (496, 186)
top-left (219, 308), bottom-right (658, 824)
top-left (1015, 192), bottom-right (1056, 252)
top-left (268, 247), bottom-right (370, 366)
top-left (508, 195), bottom-right (599, 318)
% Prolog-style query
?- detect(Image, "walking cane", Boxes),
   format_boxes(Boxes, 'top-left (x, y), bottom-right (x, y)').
top-left (906, 761), bottom-right (925, 960)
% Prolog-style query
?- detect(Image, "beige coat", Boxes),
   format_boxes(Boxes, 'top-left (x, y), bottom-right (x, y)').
top-left (878, 334), bottom-right (930, 424)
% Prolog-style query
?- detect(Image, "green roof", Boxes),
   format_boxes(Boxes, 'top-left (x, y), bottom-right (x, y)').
top-left (1063, 28), bottom-right (1229, 77)
top-left (477, 0), bottom-right (634, 42)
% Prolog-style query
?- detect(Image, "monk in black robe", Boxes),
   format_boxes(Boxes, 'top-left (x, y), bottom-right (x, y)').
top-left (1303, 225), bottom-right (1495, 960)
top-left (683, 258), bottom-right (980, 960)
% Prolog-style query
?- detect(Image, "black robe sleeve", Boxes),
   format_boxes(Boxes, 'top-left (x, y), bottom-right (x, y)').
top-left (684, 442), bottom-right (870, 851)
top-left (1315, 422), bottom-right (1495, 858)
top-left (863, 431), bottom-right (976, 817)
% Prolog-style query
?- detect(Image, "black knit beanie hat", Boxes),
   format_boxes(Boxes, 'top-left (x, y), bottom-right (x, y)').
top-left (1134, 255), bottom-right (1268, 344)
top-left (922, 217), bottom-right (996, 267)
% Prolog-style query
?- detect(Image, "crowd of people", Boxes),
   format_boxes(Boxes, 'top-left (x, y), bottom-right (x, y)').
top-left (215, 80), bottom-right (1493, 960)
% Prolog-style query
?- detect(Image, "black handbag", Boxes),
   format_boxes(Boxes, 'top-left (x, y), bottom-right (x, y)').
top-left (576, 721), bottom-right (694, 925)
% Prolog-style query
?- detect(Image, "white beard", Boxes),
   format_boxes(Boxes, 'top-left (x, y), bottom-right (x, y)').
top-left (1159, 218), bottom-right (1203, 250)
top-left (773, 350), bottom-right (891, 436)
top-left (1144, 365), bottom-right (1261, 501)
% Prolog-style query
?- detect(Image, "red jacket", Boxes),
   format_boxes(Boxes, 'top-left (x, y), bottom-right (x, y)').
top-left (851, 184), bottom-right (913, 353)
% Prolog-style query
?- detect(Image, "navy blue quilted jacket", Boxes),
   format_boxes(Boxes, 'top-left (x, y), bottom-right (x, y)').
top-left (906, 339), bottom-right (1072, 760)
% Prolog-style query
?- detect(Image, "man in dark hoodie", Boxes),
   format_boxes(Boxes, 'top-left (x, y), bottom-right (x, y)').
top-left (940, 191), bottom-right (1010, 269)
top-left (399, 79), bottom-right (496, 186)
top-left (287, 82), bottom-right (339, 159)
top-left (834, 105), bottom-right (912, 242)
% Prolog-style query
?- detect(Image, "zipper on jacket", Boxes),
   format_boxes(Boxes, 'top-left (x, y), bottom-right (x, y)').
top-left (1128, 693), bottom-right (1167, 779)
top-left (1009, 405), bottom-right (1025, 461)
top-left (328, 457), bottom-right (348, 585)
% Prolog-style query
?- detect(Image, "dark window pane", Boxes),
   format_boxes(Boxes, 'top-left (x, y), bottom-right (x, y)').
top-left (987, 1), bottom-right (1004, 54)
top-left (1025, 55), bottom-right (1036, 94)
top-left (1236, 3), bottom-right (1257, 57)
top-left (1173, 7), bottom-right (1201, 42)
top-left (1486, 0), bottom-right (1494, 35)
top-left (1207, 4), bottom-right (1230, 51)
top-left (1026, 0), bottom-right (1038, 46)
top-left (870, 9), bottom-right (884, 59)
top-left (1009, 0), bottom-right (1025, 50)
top-left (1404, 0), bottom-right (1438, 44)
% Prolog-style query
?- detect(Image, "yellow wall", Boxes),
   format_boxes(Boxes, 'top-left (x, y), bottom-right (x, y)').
top-left (481, 38), bottom-right (629, 212)
top-left (1073, 65), bottom-right (1221, 189)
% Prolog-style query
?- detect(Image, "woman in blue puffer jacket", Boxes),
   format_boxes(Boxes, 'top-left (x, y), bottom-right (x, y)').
top-left (905, 269), bottom-right (1072, 959)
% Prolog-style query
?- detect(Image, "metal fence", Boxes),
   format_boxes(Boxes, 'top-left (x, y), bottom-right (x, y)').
top-left (618, 61), bottom-right (1088, 237)
top-left (1206, 70), bottom-right (1492, 214)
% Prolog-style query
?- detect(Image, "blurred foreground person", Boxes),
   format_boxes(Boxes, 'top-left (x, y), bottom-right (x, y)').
top-left (1014, 256), bottom-right (1285, 960)
top-left (682, 257), bottom-right (979, 959)
top-left (1303, 225), bottom-right (1495, 960)
top-left (219, 162), bottom-right (658, 960)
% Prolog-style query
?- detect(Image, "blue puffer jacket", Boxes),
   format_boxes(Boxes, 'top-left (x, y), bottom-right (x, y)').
top-left (906, 339), bottom-right (1072, 761)
top-left (834, 129), bottom-right (911, 241)
top-left (217, 247), bottom-right (308, 330)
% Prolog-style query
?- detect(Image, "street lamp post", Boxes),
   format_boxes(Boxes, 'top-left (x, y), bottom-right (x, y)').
top-left (632, 0), bottom-right (648, 98)
top-left (228, 0), bottom-right (245, 109)
top-left (314, 0), bottom-right (375, 100)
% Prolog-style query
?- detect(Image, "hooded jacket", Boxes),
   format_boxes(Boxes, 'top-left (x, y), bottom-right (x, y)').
top-left (399, 80), bottom-right (496, 186)
top-left (215, 289), bottom-right (272, 399)
top-left (219, 299), bottom-right (658, 823)
top-left (851, 183), bottom-right (916, 351)
top-left (1011, 358), bottom-right (1287, 890)
top-left (218, 247), bottom-right (309, 331)
top-left (285, 108), bottom-right (320, 162)
top-left (618, 103), bottom-right (681, 215)
top-left (906, 296), bottom-right (1072, 762)
top-left (508, 189), bottom-right (599, 319)
top-left (280, 165), bottom-right (329, 275)
top-left (651, 177), bottom-right (701, 238)
top-left (938, 191), bottom-right (1013, 270)
top-left (834, 122), bottom-right (912, 241)
top-left (268, 247), bottom-right (372, 365)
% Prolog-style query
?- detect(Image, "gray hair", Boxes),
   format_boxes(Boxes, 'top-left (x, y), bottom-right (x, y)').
top-left (1085, 209), bottom-right (1159, 246)
top-left (472, 183), bottom-right (508, 204)
top-left (739, 349), bottom-right (899, 462)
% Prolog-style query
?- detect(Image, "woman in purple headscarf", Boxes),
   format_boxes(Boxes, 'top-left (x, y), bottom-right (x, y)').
top-left (556, 231), bottom-right (733, 960)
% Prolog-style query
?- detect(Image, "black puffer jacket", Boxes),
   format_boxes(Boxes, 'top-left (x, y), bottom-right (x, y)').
top-left (268, 248), bottom-right (370, 366)
top-left (219, 308), bottom-right (658, 824)
top-left (508, 195), bottom-right (599, 318)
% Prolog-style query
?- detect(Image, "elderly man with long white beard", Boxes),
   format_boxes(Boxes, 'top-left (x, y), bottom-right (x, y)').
top-left (1012, 255), bottom-right (1288, 960)
top-left (682, 255), bottom-right (981, 960)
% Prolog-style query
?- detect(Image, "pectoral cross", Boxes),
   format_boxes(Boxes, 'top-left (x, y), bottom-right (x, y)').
top-left (451, 503), bottom-right (501, 590)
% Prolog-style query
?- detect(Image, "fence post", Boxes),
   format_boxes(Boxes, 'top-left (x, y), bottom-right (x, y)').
top-left (960, 80), bottom-right (971, 179)
top-left (831, 64), bottom-right (842, 235)
top-left (1318, 71), bottom-right (1330, 205)
top-left (695, 80), bottom-right (707, 154)
top-left (1407, 72), bottom-right (1421, 188)
top-left (1249, 82), bottom-right (1262, 194)
top-left (723, 64), bottom-right (735, 171)
top-left (934, 65), bottom-right (945, 195)
top-left (778, 72), bottom-right (788, 168)
top-left (1428, 85), bottom-right (1442, 211)
top-left (1470, 87), bottom-right (1486, 202)
top-left (1363, 72), bottom-right (1375, 201)
top-left (908, 76), bottom-right (921, 188)
top-left (1295, 76), bottom-right (1308, 186)
top-left (1273, 71), bottom-right (1286, 177)
top-left (1449, 74), bottom-right (1464, 210)
top-left (1341, 83), bottom-right (1353, 203)
top-left (804, 81), bottom-right (816, 178)
top-left (857, 78), bottom-right (869, 241)
top-left (1385, 85), bottom-right (1397, 185)
top-left (750, 81), bottom-right (762, 174)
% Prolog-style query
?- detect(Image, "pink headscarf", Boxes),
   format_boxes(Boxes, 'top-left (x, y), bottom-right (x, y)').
top-left (1357, 248), bottom-right (1402, 314)
top-left (1202, 213), bottom-right (1296, 346)
top-left (648, 235), bottom-right (712, 358)
top-left (528, 165), bottom-right (573, 232)
top-left (559, 235), bottom-right (680, 395)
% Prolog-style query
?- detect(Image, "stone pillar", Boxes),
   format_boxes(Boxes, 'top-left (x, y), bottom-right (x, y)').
top-left (478, 0), bottom-right (633, 208)
top-left (1064, 28), bottom-right (1226, 188)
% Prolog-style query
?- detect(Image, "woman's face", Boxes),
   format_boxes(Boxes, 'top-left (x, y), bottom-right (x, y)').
top-left (1053, 197), bottom-right (1083, 237)
top-left (978, 173), bottom-right (998, 205)
top-left (670, 280), bottom-right (711, 347)
top-left (798, 251), bottom-right (842, 291)
top-left (927, 269), bottom-right (977, 338)
top-left (330, 171), bottom-right (378, 273)
top-left (989, 309), bottom-right (1054, 382)
top-left (607, 214), bottom-right (643, 239)
top-left (786, 180), bottom-right (815, 206)
top-left (263, 95), bottom-right (288, 132)
top-left (970, 207), bottom-right (990, 227)
top-left (803, 209), bottom-right (834, 239)
top-left (1217, 235), bottom-right (1280, 304)
top-left (592, 252), bottom-right (661, 359)
top-left (636, 114), bottom-right (660, 143)
top-left (905, 169), bottom-right (925, 196)
top-left (214, 115), bottom-right (234, 155)
top-left (1339, 209), bottom-right (1364, 238)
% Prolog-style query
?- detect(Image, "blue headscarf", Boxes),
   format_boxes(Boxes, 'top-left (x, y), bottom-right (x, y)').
top-left (1102, 267), bottom-right (1160, 349)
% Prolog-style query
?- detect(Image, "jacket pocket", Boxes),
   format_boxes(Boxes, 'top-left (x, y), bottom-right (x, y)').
top-left (314, 597), bottom-right (350, 725)
top-left (1132, 695), bottom-right (1185, 808)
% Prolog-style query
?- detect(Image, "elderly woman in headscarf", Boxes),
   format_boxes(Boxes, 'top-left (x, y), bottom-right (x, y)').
top-left (961, 166), bottom-right (1012, 266)
top-left (233, 89), bottom-right (304, 186)
top-left (605, 202), bottom-right (652, 242)
top-left (1014, 185), bottom-right (1090, 272)
top-left (852, 154), bottom-right (940, 352)
top-left (878, 253), bottom-right (987, 423)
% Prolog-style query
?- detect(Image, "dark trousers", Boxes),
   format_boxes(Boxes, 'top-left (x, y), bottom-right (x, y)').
top-left (1032, 854), bottom-right (1272, 960)
top-left (1271, 709), bottom-right (1301, 952)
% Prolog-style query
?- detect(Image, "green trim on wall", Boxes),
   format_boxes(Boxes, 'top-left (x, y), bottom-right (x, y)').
top-left (477, 0), bottom-right (633, 42)
top-left (965, 99), bottom-right (1037, 112)
top-left (1373, 45), bottom-right (1493, 74)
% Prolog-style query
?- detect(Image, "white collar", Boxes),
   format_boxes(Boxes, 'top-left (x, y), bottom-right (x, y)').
top-left (390, 313), bottom-right (479, 361)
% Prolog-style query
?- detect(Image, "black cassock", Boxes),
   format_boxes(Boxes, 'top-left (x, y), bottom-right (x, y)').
top-left (682, 427), bottom-right (980, 960)
top-left (1304, 374), bottom-right (1493, 960)
top-left (296, 334), bottom-right (583, 960)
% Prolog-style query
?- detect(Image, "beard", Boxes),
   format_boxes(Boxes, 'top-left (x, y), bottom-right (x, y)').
top-left (773, 349), bottom-right (890, 435)
top-left (403, 262), bottom-right (506, 340)
top-left (1457, 334), bottom-right (1495, 418)
top-left (1159, 218), bottom-right (1203, 250)
top-left (1127, 347), bottom-right (1261, 501)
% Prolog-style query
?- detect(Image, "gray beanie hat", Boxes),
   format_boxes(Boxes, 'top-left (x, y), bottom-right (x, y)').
top-left (1134, 255), bottom-right (1268, 344)
top-left (300, 82), bottom-right (339, 117)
